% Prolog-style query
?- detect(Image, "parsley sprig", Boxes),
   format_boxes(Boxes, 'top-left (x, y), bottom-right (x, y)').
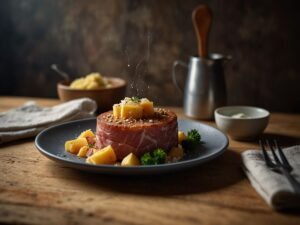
top-left (131, 96), bottom-right (140, 103)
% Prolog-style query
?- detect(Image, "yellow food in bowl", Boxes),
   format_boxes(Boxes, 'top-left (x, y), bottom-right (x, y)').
top-left (70, 73), bottom-right (111, 90)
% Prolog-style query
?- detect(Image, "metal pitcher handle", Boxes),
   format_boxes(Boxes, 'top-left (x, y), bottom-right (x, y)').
top-left (172, 60), bottom-right (188, 92)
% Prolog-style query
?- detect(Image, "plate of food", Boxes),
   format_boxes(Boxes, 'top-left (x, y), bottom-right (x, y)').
top-left (35, 97), bottom-right (228, 175)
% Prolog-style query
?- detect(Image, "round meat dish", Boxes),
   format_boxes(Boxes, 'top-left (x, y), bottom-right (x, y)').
top-left (96, 108), bottom-right (178, 160)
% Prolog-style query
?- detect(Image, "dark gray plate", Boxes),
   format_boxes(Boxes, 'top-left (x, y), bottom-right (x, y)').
top-left (35, 118), bottom-right (228, 175)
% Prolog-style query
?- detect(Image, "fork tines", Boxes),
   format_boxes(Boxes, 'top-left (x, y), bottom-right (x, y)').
top-left (259, 139), bottom-right (274, 168)
top-left (259, 139), bottom-right (293, 171)
top-left (273, 140), bottom-right (293, 171)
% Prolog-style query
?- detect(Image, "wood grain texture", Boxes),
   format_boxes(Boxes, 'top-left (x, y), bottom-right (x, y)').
top-left (0, 97), bottom-right (300, 225)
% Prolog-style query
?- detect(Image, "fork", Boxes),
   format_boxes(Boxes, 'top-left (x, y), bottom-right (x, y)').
top-left (259, 139), bottom-right (300, 193)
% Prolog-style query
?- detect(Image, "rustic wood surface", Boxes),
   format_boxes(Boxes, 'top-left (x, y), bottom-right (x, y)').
top-left (0, 96), bottom-right (300, 225)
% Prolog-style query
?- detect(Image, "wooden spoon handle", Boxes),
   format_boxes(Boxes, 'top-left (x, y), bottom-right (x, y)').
top-left (192, 5), bottom-right (212, 58)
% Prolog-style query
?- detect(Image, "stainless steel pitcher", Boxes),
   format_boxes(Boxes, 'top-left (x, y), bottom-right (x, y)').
top-left (172, 53), bottom-right (231, 119)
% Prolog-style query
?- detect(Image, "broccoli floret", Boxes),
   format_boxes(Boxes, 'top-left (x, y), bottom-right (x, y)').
top-left (187, 129), bottom-right (201, 143)
top-left (181, 129), bottom-right (201, 152)
top-left (153, 148), bottom-right (167, 164)
top-left (140, 148), bottom-right (167, 165)
top-left (140, 152), bottom-right (155, 165)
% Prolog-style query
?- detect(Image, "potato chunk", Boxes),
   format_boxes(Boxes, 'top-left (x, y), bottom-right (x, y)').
top-left (121, 153), bottom-right (140, 166)
top-left (120, 103), bottom-right (143, 119)
top-left (113, 97), bottom-right (155, 119)
top-left (65, 137), bottom-right (88, 154)
top-left (86, 145), bottom-right (117, 165)
top-left (78, 129), bottom-right (95, 138)
top-left (168, 146), bottom-right (184, 160)
top-left (77, 146), bottom-right (89, 157)
top-left (178, 131), bottom-right (187, 144)
top-left (140, 98), bottom-right (154, 117)
top-left (113, 104), bottom-right (121, 118)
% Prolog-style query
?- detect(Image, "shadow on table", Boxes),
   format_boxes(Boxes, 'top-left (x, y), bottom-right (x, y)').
top-left (261, 133), bottom-right (300, 146)
top-left (226, 133), bottom-right (300, 145)
top-left (0, 137), bottom-right (36, 148)
top-left (63, 149), bottom-right (244, 196)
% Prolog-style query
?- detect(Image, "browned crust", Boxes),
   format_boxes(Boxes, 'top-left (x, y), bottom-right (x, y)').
top-left (97, 108), bottom-right (177, 130)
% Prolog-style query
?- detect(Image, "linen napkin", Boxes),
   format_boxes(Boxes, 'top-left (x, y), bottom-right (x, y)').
top-left (0, 98), bottom-right (97, 144)
top-left (241, 146), bottom-right (300, 210)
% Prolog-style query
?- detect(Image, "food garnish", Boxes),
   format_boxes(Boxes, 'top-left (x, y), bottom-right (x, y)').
top-left (113, 97), bottom-right (154, 119)
top-left (130, 96), bottom-right (141, 103)
top-left (141, 148), bottom-right (167, 165)
top-left (64, 128), bottom-right (201, 166)
top-left (181, 129), bottom-right (201, 152)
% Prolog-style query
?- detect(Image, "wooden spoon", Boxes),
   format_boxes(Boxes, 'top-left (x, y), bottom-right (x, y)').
top-left (192, 5), bottom-right (212, 58)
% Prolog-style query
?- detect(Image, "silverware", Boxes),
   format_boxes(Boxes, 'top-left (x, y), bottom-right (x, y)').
top-left (259, 139), bottom-right (300, 192)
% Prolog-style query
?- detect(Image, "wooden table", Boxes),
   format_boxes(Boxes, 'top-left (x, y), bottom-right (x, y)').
top-left (1, 96), bottom-right (300, 225)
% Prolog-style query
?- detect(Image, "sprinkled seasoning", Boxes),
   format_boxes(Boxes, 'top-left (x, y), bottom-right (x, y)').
top-left (101, 107), bottom-right (171, 126)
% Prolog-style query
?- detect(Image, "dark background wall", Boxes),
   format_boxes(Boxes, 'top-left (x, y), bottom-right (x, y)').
top-left (0, 0), bottom-right (299, 112)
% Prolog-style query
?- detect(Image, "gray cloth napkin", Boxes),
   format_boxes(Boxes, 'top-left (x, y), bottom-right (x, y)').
top-left (0, 98), bottom-right (97, 144)
top-left (241, 146), bottom-right (300, 210)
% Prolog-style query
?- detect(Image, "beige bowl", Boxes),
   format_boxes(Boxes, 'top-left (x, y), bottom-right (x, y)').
top-left (214, 106), bottom-right (270, 141)
top-left (57, 77), bottom-right (126, 112)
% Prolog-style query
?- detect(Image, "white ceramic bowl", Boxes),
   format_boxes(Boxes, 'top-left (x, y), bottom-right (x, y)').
top-left (214, 106), bottom-right (270, 141)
